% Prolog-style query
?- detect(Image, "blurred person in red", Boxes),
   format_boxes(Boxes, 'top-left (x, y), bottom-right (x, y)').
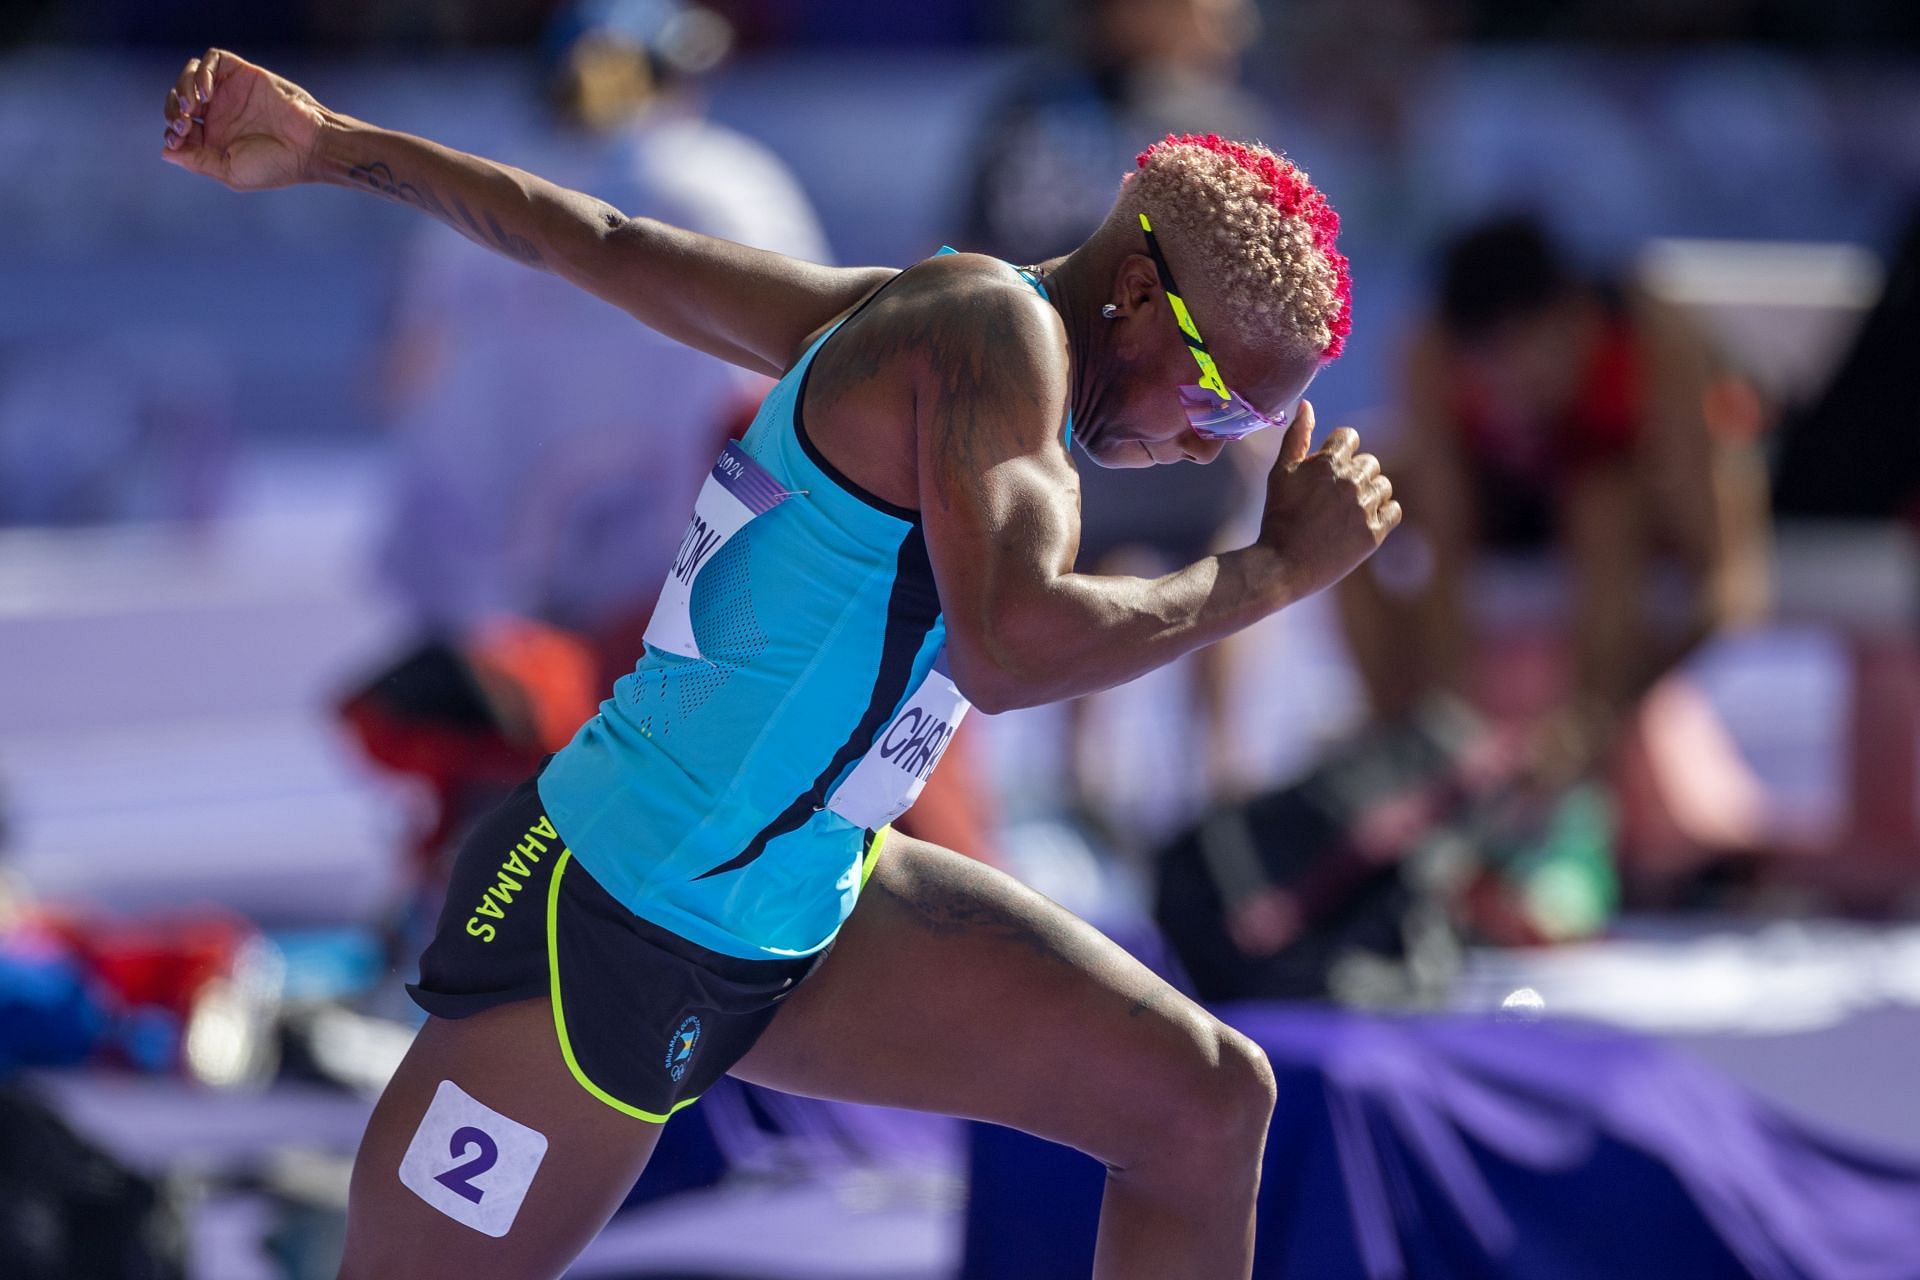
top-left (961, 0), bottom-right (1276, 829)
top-left (1336, 215), bottom-right (1773, 905)
top-left (163, 42), bottom-right (1392, 1275)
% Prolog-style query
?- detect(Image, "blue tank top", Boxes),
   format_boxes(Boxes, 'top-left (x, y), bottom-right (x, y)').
top-left (538, 252), bottom-right (1066, 959)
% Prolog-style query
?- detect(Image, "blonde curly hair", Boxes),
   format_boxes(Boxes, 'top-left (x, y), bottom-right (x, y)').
top-left (1108, 134), bottom-right (1351, 364)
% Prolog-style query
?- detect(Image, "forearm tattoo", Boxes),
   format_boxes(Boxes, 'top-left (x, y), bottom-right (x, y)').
top-left (1127, 988), bottom-right (1164, 1018)
top-left (346, 160), bottom-right (543, 266)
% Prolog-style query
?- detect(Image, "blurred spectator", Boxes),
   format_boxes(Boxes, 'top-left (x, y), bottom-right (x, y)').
top-left (956, 0), bottom-right (1279, 829)
top-left (960, 0), bottom-right (1266, 261)
top-left (355, 0), bottom-right (829, 882)
top-left (1335, 214), bottom-right (1774, 897)
top-left (377, 0), bottom-right (829, 659)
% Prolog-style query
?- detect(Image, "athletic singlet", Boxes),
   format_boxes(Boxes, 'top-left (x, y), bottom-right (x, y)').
top-left (538, 250), bottom-right (1068, 960)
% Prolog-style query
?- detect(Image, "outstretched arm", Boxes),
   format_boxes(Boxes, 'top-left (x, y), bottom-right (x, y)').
top-left (920, 290), bottom-right (1398, 714)
top-left (160, 48), bottom-right (891, 376)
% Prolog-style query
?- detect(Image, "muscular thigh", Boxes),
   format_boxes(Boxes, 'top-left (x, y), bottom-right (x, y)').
top-left (729, 834), bottom-right (1230, 1167)
top-left (340, 997), bottom-right (661, 1280)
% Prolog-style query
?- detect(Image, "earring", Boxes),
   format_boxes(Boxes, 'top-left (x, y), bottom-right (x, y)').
top-left (1101, 304), bottom-right (1119, 319)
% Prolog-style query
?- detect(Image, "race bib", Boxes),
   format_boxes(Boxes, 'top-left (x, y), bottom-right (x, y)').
top-left (645, 443), bottom-right (797, 660)
top-left (824, 651), bottom-right (972, 830)
top-left (398, 1080), bottom-right (549, 1238)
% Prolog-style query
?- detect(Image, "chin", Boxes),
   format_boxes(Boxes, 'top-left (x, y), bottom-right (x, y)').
top-left (1085, 438), bottom-right (1156, 470)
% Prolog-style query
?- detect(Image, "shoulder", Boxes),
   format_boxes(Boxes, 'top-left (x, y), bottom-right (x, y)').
top-left (908, 250), bottom-right (1050, 305)
top-left (896, 252), bottom-right (1069, 382)
top-left (885, 255), bottom-right (1072, 475)
top-left (811, 252), bottom-right (1067, 418)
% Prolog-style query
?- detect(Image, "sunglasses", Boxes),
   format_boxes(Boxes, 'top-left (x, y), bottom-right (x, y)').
top-left (1137, 212), bottom-right (1287, 441)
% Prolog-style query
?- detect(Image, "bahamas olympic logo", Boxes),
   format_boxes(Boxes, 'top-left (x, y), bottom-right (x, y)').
top-left (665, 1014), bottom-right (702, 1082)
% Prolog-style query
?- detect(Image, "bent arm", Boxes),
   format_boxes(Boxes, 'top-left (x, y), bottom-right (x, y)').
top-left (939, 470), bottom-right (1295, 713)
top-left (916, 294), bottom-right (1298, 713)
top-left (310, 113), bottom-right (891, 375)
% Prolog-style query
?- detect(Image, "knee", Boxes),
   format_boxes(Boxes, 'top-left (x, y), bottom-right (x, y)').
top-left (1133, 1018), bottom-right (1276, 1173)
top-left (1197, 1023), bottom-right (1278, 1146)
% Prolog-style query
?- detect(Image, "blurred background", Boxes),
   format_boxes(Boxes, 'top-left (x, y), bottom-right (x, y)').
top-left (3, 0), bottom-right (1920, 1276)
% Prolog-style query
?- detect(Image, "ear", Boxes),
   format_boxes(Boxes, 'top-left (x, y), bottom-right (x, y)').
top-left (1108, 252), bottom-right (1160, 317)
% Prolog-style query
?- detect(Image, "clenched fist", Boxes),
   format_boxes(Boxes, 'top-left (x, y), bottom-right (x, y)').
top-left (159, 48), bottom-right (328, 191)
top-left (1256, 401), bottom-right (1400, 601)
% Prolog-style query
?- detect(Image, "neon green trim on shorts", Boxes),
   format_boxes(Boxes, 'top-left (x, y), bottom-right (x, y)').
top-left (546, 848), bottom-right (700, 1125)
top-left (861, 825), bottom-right (890, 888)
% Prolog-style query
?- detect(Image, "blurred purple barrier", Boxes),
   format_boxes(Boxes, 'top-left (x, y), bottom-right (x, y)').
top-left (965, 1006), bottom-right (1920, 1279)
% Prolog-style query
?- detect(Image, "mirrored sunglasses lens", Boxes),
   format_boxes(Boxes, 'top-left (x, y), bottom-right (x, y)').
top-left (1177, 385), bottom-right (1265, 440)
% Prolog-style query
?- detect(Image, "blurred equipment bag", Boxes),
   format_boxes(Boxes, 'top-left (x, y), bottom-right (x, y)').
top-left (1154, 698), bottom-right (1617, 1005)
top-left (0, 1085), bottom-right (184, 1279)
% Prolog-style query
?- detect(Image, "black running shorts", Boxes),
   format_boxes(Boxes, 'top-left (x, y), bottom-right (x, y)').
top-left (407, 771), bottom-right (856, 1123)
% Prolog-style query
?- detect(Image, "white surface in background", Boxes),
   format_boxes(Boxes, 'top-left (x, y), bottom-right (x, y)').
top-left (570, 1170), bottom-right (962, 1280)
top-left (31, 1071), bottom-right (375, 1174)
top-left (0, 713), bottom-right (411, 920)
top-left (1638, 238), bottom-right (1879, 404)
top-left (0, 448), bottom-right (412, 923)
top-left (1454, 919), bottom-right (1920, 1035)
top-left (1456, 922), bottom-right (1920, 1158)
top-left (1639, 239), bottom-right (1883, 309)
